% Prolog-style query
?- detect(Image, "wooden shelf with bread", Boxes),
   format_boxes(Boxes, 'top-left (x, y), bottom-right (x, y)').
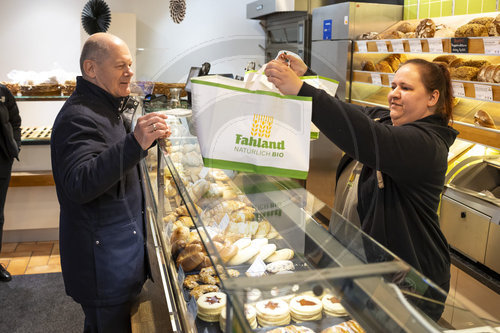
top-left (351, 11), bottom-right (500, 150)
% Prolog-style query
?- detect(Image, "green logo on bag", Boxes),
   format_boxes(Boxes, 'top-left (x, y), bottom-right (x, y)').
top-left (235, 134), bottom-right (284, 150)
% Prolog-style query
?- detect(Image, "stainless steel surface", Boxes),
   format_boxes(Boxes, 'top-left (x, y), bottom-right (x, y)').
top-left (311, 2), bottom-right (403, 40)
top-left (441, 156), bottom-right (500, 274)
top-left (264, 13), bottom-right (310, 63)
top-left (247, 0), bottom-right (307, 19)
top-left (440, 196), bottom-right (491, 264)
top-left (247, 0), bottom-right (331, 19)
top-left (310, 39), bottom-right (352, 101)
top-left (485, 222), bottom-right (500, 274)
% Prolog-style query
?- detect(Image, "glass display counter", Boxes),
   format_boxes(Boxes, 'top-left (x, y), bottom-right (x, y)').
top-left (141, 113), bottom-right (498, 332)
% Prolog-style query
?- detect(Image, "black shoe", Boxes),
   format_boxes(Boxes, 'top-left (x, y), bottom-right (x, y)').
top-left (0, 264), bottom-right (12, 282)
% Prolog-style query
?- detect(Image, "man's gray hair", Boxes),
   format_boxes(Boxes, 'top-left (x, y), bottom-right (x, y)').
top-left (79, 37), bottom-right (110, 76)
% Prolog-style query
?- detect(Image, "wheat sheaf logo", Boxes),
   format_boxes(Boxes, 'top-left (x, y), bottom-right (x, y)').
top-left (251, 114), bottom-right (273, 138)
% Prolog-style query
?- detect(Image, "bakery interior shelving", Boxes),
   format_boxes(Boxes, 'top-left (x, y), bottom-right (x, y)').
top-left (350, 11), bottom-right (500, 150)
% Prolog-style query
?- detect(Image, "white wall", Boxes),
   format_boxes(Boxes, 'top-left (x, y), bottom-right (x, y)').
top-left (0, 0), bottom-right (265, 83)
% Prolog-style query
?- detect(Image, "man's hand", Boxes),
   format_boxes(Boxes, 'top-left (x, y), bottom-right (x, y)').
top-left (265, 60), bottom-right (303, 96)
top-left (134, 112), bottom-right (171, 150)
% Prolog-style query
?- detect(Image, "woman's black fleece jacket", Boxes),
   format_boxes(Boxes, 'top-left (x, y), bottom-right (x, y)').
top-left (299, 82), bottom-right (458, 288)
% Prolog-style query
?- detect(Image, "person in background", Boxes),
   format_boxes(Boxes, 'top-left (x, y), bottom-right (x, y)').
top-left (265, 55), bottom-right (457, 320)
top-left (51, 33), bottom-right (171, 332)
top-left (0, 83), bottom-right (21, 282)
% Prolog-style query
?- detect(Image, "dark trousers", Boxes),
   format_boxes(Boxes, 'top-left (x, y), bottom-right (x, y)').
top-left (81, 301), bottom-right (133, 333)
top-left (0, 157), bottom-right (13, 253)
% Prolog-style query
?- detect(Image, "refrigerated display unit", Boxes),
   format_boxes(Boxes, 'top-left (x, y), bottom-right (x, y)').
top-left (306, 2), bottom-right (402, 218)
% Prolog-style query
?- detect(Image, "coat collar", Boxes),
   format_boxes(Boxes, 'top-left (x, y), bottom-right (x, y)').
top-left (75, 76), bottom-right (127, 115)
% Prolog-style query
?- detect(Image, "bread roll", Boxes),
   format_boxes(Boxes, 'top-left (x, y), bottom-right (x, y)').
top-left (179, 251), bottom-right (206, 271)
top-left (433, 55), bottom-right (457, 64)
top-left (362, 60), bottom-right (376, 71)
top-left (218, 241), bottom-right (238, 263)
top-left (415, 18), bottom-right (435, 38)
top-left (474, 110), bottom-right (496, 129)
top-left (455, 23), bottom-right (488, 37)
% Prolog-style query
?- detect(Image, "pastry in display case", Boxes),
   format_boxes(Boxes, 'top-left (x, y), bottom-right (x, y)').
top-left (140, 107), bottom-right (499, 332)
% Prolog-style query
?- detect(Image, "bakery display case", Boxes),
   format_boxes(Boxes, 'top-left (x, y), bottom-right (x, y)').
top-left (140, 110), bottom-right (499, 332)
top-left (350, 11), bottom-right (500, 150)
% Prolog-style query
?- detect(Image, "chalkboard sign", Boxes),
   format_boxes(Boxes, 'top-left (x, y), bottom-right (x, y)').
top-left (451, 37), bottom-right (469, 53)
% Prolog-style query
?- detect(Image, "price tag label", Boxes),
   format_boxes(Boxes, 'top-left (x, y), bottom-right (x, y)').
top-left (219, 213), bottom-right (230, 232)
top-left (371, 73), bottom-right (382, 86)
top-left (391, 40), bottom-right (405, 53)
top-left (177, 265), bottom-right (185, 292)
top-left (387, 74), bottom-right (395, 86)
top-left (428, 38), bottom-right (443, 53)
top-left (357, 41), bottom-right (368, 53)
top-left (409, 39), bottom-right (422, 53)
top-left (483, 37), bottom-right (500, 55)
top-left (451, 37), bottom-right (469, 53)
top-left (474, 84), bottom-right (493, 101)
top-left (376, 41), bottom-right (388, 53)
top-left (187, 296), bottom-right (198, 327)
top-left (452, 82), bottom-right (466, 98)
top-left (198, 167), bottom-right (209, 179)
top-left (246, 257), bottom-right (266, 277)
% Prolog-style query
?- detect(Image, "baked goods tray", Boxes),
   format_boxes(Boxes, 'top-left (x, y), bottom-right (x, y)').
top-left (20, 126), bottom-right (52, 145)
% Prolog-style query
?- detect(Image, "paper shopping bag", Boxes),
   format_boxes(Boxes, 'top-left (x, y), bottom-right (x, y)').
top-left (190, 75), bottom-right (312, 179)
top-left (243, 66), bottom-right (339, 140)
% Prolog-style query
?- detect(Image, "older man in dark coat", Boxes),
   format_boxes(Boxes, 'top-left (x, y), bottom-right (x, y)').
top-left (51, 33), bottom-right (170, 332)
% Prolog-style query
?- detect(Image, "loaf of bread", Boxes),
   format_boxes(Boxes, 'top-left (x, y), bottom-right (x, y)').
top-left (385, 55), bottom-right (401, 72)
top-left (433, 55), bottom-right (457, 65)
top-left (494, 14), bottom-right (500, 35)
top-left (485, 22), bottom-right (500, 36)
top-left (474, 110), bottom-right (496, 129)
top-left (393, 53), bottom-right (408, 63)
top-left (415, 18), bottom-right (435, 38)
top-left (450, 66), bottom-right (481, 81)
top-left (396, 22), bottom-right (416, 33)
top-left (449, 58), bottom-right (465, 68)
top-left (493, 66), bottom-right (500, 83)
top-left (380, 30), bottom-right (405, 39)
top-left (477, 65), bottom-right (498, 82)
top-left (455, 23), bottom-right (488, 37)
top-left (362, 60), bottom-right (376, 71)
top-left (468, 17), bottom-right (494, 25)
top-left (376, 61), bottom-right (393, 73)
top-left (461, 60), bottom-right (491, 68)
